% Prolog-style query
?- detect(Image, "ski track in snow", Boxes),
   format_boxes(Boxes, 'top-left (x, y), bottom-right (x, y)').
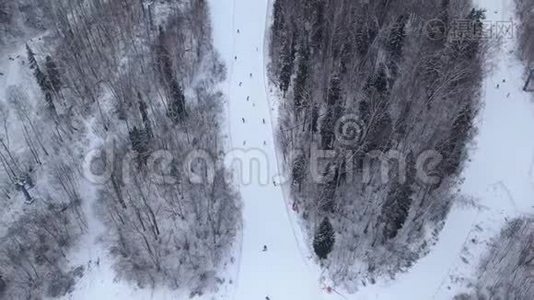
top-left (208, 0), bottom-right (340, 299)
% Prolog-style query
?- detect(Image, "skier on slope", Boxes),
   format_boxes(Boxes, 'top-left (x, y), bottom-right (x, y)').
top-left (242, 117), bottom-right (245, 123)
top-left (263, 245), bottom-right (268, 252)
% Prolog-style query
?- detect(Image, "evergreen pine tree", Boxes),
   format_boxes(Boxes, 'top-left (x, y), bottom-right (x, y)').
top-left (167, 80), bottom-right (186, 123)
top-left (355, 19), bottom-right (370, 55)
top-left (271, 0), bottom-right (285, 40)
top-left (365, 66), bottom-right (389, 95)
top-left (313, 217), bottom-right (335, 259)
top-left (320, 110), bottom-right (335, 150)
top-left (293, 45), bottom-right (310, 109)
top-left (26, 44), bottom-right (38, 70)
top-left (451, 9), bottom-right (486, 59)
top-left (138, 94), bottom-right (153, 138)
top-left (387, 15), bottom-right (407, 59)
top-left (291, 154), bottom-right (306, 190)
top-left (45, 55), bottom-right (61, 92)
top-left (437, 104), bottom-right (473, 176)
top-left (156, 27), bottom-right (186, 122)
top-left (0, 274), bottom-right (5, 295)
top-left (34, 67), bottom-right (51, 93)
top-left (382, 183), bottom-right (413, 240)
top-left (129, 126), bottom-right (150, 164)
top-left (45, 92), bottom-right (56, 114)
top-left (366, 110), bottom-right (393, 152)
top-left (310, 0), bottom-right (325, 49)
top-left (310, 105), bottom-right (319, 133)
top-left (320, 75), bottom-right (342, 149)
top-left (23, 48), bottom-right (57, 114)
top-left (358, 100), bottom-right (370, 124)
top-left (279, 34), bottom-right (297, 95)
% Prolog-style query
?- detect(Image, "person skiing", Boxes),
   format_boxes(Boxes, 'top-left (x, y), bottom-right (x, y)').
top-left (262, 118), bottom-right (265, 124)
top-left (242, 117), bottom-right (245, 123)
top-left (263, 245), bottom-right (268, 252)
top-left (239, 81), bottom-right (242, 86)
top-left (249, 73), bottom-right (253, 78)
top-left (265, 297), bottom-right (270, 300)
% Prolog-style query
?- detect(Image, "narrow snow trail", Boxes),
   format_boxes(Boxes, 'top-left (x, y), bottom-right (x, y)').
top-left (208, 1), bottom-right (337, 299)
top-left (353, 0), bottom-right (534, 299)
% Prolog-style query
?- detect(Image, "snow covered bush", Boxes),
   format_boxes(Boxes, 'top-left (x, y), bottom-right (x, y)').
top-left (455, 218), bottom-right (534, 300)
top-left (0, 202), bottom-right (85, 299)
top-left (0, 0), bottom-right (53, 46)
